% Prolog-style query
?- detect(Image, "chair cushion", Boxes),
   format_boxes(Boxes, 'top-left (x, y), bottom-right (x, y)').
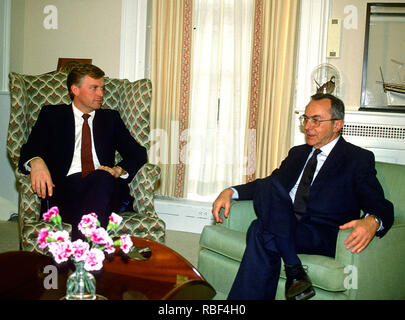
top-left (200, 225), bottom-right (347, 292)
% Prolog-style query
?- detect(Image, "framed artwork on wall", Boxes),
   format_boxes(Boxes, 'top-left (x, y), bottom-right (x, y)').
top-left (57, 58), bottom-right (92, 72)
top-left (360, 3), bottom-right (405, 113)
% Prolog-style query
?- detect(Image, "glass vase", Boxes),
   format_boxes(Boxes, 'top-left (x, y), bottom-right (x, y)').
top-left (65, 261), bottom-right (96, 300)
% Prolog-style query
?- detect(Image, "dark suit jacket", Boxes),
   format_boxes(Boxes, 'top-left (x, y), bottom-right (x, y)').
top-left (18, 104), bottom-right (147, 186)
top-left (234, 137), bottom-right (394, 238)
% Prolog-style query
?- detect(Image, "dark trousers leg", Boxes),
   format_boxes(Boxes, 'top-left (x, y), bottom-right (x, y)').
top-left (228, 220), bottom-right (282, 300)
top-left (228, 177), bottom-right (293, 300)
top-left (43, 170), bottom-right (128, 240)
top-left (253, 176), bottom-right (302, 265)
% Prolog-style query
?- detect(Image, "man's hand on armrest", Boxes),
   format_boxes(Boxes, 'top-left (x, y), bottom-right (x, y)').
top-left (339, 216), bottom-right (380, 254)
top-left (97, 165), bottom-right (128, 179)
top-left (29, 157), bottom-right (54, 199)
top-left (212, 188), bottom-right (234, 223)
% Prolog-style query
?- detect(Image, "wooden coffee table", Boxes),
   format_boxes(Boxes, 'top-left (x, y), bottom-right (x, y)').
top-left (0, 237), bottom-right (216, 300)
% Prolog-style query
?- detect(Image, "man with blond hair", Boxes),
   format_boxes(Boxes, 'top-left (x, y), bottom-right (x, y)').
top-left (19, 64), bottom-right (147, 239)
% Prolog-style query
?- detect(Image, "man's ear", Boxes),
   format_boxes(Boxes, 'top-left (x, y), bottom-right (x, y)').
top-left (71, 84), bottom-right (80, 97)
top-left (334, 119), bottom-right (344, 133)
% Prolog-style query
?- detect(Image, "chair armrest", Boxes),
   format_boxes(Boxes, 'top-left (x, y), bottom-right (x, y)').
top-left (131, 163), bottom-right (161, 217)
top-left (335, 221), bottom-right (405, 299)
top-left (16, 173), bottom-right (41, 223)
top-left (199, 225), bottom-right (247, 262)
top-left (219, 200), bottom-right (257, 233)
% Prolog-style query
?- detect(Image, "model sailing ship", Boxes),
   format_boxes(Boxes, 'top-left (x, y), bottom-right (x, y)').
top-left (379, 60), bottom-right (405, 95)
top-left (377, 59), bottom-right (405, 107)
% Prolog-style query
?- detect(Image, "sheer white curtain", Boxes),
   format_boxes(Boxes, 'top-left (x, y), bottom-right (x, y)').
top-left (184, 0), bottom-right (254, 201)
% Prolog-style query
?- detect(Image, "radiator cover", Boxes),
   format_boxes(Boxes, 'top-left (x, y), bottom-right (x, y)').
top-left (154, 197), bottom-right (214, 234)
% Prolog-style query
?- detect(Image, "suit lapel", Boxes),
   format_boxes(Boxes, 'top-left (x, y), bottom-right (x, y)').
top-left (57, 105), bottom-right (75, 173)
top-left (279, 145), bottom-right (312, 191)
top-left (92, 110), bottom-right (105, 162)
top-left (57, 104), bottom-right (75, 159)
top-left (311, 137), bottom-right (347, 190)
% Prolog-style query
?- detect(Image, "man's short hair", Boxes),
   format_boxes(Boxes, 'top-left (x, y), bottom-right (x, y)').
top-left (66, 63), bottom-right (105, 100)
top-left (311, 93), bottom-right (345, 121)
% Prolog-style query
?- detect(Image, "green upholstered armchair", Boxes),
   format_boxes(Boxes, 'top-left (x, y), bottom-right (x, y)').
top-left (7, 71), bottom-right (166, 252)
top-left (198, 162), bottom-right (405, 300)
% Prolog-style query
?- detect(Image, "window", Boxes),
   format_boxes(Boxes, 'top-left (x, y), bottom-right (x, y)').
top-left (185, 0), bottom-right (254, 201)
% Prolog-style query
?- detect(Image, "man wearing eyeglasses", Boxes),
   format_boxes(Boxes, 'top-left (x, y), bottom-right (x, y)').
top-left (212, 93), bottom-right (394, 300)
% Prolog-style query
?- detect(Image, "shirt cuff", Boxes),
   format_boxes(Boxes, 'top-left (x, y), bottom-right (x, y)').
top-left (24, 157), bottom-right (41, 172)
top-left (230, 187), bottom-right (239, 200)
top-left (120, 173), bottom-right (129, 179)
top-left (116, 166), bottom-right (129, 179)
top-left (364, 213), bottom-right (384, 232)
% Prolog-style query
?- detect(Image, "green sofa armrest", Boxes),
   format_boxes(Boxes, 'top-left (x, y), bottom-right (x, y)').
top-left (199, 225), bottom-right (246, 262)
top-left (335, 221), bottom-right (405, 299)
top-left (219, 200), bottom-right (257, 233)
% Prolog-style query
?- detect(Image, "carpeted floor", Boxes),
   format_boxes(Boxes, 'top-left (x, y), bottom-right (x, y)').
top-left (0, 220), bottom-right (201, 267)
top-left (165, 230), bottom-right (201, 267)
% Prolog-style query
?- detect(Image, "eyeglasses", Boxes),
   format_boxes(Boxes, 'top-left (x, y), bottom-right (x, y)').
top-left (299, 115), bottom-right (338, 128)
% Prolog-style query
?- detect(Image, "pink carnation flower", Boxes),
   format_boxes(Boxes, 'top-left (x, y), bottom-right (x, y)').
top-left (37, 228), bottom-right (50, 250)
top-left (84, 248), bottom-right (105, 271)
top-left (43, 206), bottom-right (59, 222)
top-left (71, 239), bottom-right (90, 262)
top-left (79, 213), bottom-right (99, 237)
top-left (90, 227), bottom-right (113, 246)
top-left (48, 241), bottom-right (72, 264)
top-left (108, 212), bottom-right (123, 227)
top-left (120, 235), bottom-right (133, 254)
top-left (49, 230), bottom-right (69, 242)
top-left (104, 242), bottom-right (116, 255)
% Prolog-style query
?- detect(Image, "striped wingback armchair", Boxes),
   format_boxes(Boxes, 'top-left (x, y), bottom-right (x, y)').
top-left (7, 71), bottom-right (165, 252)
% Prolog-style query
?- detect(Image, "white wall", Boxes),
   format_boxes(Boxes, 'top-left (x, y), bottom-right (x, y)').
top-left (10, 0), bottom-right (123, 77)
